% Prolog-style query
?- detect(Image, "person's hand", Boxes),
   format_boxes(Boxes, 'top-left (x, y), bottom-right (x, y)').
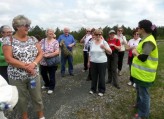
top-left (43, 53), bottom-right (50, 58)
top-left (100, 44), bottom-right (106, 49)
top-left (68, 44), bottom-right (72, 48)
top-left (110, 43), bottom-right (115, 47)
top-left (132, 48), bottom-right (139, 56)
top-left (87, 62), bottom-right (90, 68)
top-left (27, 62), bottom-right (35, 68)
top-left (68, 44), bottom-right (74, 48)
top-left (27, 68), bottom-right (36, 75)
top-left (131, 45), bottom-right (136, 49)
top-left (25, 63), bottom-right (36, 75)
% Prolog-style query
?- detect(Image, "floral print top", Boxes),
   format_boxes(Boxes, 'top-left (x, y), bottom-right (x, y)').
top-left (40, 38), bottom-right (59, 66)
top-left (2, 36), bottom-right (39, 80)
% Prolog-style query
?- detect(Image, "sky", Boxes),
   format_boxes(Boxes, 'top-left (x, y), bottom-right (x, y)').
top-left (0, 0), bottom-right (164, 31)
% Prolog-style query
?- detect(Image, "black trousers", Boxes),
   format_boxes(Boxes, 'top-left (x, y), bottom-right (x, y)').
top-left (0, 66), bottom-right (8, 83)
top-left (83, 51), bottom-right (89, 70)
top-left (40, 65), bottom-right (57, 90)
top-left (90, 62), bottom-right (107, 93)
top-left (107, 53), bottom-right (119, 86)
top-left (118, 51), bottom-right (125, 71)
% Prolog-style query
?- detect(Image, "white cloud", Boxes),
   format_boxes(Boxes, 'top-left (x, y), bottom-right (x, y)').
top-left (0, 0), bottom-right (164, 31)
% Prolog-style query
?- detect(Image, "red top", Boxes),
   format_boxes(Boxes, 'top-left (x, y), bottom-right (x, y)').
top-left (107, 38), bottom-right (121, 51)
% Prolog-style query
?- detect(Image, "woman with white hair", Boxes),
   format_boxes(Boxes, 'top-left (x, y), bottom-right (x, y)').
top-left (88, 29), bottom-right (112, 96)
top-left (40, 28), bottom-right (59, 94)
top-left (2, 15), bottom-right (45, 119)
top-left (0, 25), bottom-right (12, 83)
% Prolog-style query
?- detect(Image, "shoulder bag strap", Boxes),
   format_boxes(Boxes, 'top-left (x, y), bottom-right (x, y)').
top-left (44, 38), bottom-right (46, 52)
top-left (10, 36), bottom-right (13, 45)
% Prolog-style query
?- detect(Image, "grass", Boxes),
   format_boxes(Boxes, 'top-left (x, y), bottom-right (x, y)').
top-left (149, 42), bottom-right (164, 119)
top-left (73, 43), bottom-right (84, 65)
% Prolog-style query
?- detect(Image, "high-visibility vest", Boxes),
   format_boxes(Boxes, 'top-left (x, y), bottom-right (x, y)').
top-left (131, 35), bottom-right (158, 83)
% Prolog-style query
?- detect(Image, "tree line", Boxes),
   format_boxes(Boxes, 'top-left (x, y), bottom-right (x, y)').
top-left (17, 25), bottom-right (164, 41)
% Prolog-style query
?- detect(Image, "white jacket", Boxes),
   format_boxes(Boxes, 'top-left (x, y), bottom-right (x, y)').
top-left (0, 75), bottom-right (18, 109)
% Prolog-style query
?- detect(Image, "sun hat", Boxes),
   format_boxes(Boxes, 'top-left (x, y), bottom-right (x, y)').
top-left (109, 30), bottom-right (115, 34)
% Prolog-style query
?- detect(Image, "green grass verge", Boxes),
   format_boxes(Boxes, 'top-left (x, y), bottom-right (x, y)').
top-left (149, 42), bottom-right (164, 119)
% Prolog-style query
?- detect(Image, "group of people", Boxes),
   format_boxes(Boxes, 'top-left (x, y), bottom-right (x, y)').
top-left (80, 20), bottom-right (158, 119)
top-left (0, 14), bottom-right (158, 119)
top-left (81, 27), bottom-right (127, 91)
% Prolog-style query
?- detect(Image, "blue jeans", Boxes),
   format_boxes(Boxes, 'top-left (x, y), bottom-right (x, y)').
top-left (136, 84), bottom-right (150, 118)
top-left (61, 54), bottom-right (73, 74)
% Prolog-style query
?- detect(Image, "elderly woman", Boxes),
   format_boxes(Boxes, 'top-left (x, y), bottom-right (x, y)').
top-left (115, 27), bottom-right (127, 76)
top-left (40, 28), bottom-right (59, 94)
top-left (88, 29), bottom-right (112, 96)
top-left (2, 15), bottom-right (45, 119)
top-left (0, 25), bottom-right (12, 83)
top-left (80, 28), bottom-right (92, 72)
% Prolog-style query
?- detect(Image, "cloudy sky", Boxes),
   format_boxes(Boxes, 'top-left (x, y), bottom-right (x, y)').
top-left (0, 0), bottom-right (164, 31)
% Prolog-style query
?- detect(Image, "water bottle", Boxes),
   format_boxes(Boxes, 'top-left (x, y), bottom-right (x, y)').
top-left (0, 102), bottom-right (12, 110)
top-left (30, 79), bottom-right (36, 89)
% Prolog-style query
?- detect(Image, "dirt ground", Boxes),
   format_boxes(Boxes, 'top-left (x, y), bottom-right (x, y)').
top-left (5, 53), bottom-right (134, 119)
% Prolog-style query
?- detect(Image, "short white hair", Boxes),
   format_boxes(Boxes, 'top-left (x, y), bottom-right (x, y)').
top-left (12, 15), bottom-right (31, 31)
top-left (45, 28), bottom-right (55, 36)
top-left (63, 27), bottom-right (70, 32)
top-left (86, 28), bottom-right (91, 31)
top-left (0, 25), bottom-right (12, 33)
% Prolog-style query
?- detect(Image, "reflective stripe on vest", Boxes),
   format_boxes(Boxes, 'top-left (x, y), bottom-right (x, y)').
top-left (132, 63), bottom-right (156, 72)
top-left (147, 56), bottom-right (158, 61)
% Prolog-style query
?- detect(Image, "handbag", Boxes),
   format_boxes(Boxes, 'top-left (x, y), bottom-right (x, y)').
top-left (44, 56), bottom-right (60, 66)
top-left (44, 39), bottom-right (60, 66)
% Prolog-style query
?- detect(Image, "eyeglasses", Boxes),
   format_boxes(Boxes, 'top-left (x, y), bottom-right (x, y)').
top-left (20, 24), bottom-right (30, 28)
top-left (136, 27), bottom-right (141, 30)
top-left (2, 31), bottom-right (12, 34)
top-left (118, 30), bottom-right (122, 32)
top-left (95, 34), bottom-right (101, 36)
top-left (87, 31), bottom-right (91, 32)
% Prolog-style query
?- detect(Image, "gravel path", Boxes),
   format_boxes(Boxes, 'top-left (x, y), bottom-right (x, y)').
top-left (5, 53), bottom-right (130, 119)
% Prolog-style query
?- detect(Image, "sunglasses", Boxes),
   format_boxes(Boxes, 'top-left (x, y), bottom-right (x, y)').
top-left (118, 30), bottom-right (122, 32)
top-left (95, 34), bottom-right (101, 36)
top-left (20, 24), bottom-right (30, 28)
